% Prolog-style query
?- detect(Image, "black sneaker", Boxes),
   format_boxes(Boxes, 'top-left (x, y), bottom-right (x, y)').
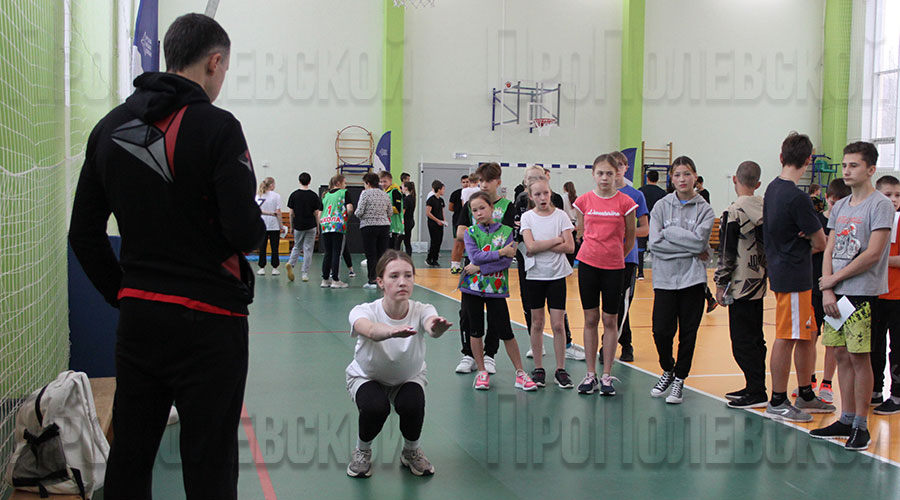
top-left (531, 368), bottom-right (546, 387)
top-left (871, 393), bottom-right (884, 406)
top-left (706, 295), bottom-right (718, 313)
top-left (809, 420), bottom-right (852, 439)
top-left (725, 388), bottom-right (748, 401)
top-left (726, 393), bottom-right (768, 409)
top-left (555, 369), bottom-right (574, 389)
top-left (874, 398), bottom-right (900, 415)
top-left (845, 427), bottom-right (871, 451)
top-left (619, 345), bottom-right (634, 362)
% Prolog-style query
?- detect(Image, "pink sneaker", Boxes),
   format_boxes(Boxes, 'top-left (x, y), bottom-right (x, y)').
top-left (515, 370), bottom-right (538, 391)
top-left (474, 371), bottom-right (490, 390)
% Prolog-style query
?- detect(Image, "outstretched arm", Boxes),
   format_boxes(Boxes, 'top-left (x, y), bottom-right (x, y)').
top-left (424, 315), bottom-right (452, 338)
top-left (352, 317), bottom-right (417, 342)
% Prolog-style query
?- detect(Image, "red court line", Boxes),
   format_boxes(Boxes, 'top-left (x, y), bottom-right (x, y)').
top-left (241, 404), bottom-right (277, 500)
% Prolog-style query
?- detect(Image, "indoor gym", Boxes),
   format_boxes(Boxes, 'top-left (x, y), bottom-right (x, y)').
top-left (2, 1), bottom-right (900, 499)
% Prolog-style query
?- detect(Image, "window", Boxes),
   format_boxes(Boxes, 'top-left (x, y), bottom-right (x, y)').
top-left (870, 0), bottom-right (900, 169)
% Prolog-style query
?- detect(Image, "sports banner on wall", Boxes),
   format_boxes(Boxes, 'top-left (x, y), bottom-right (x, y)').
top-left (131, 0), bottom-right (159, 83)
top-left (373, 131), bottom-right (391, 173)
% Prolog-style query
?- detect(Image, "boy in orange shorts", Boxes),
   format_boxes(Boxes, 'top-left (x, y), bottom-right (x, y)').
top-left (762, 133), bottom-right (833, 422)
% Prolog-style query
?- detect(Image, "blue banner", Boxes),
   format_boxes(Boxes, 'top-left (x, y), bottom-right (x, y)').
top-left (374, 131), bottom-right (391, 173)
top-left (133, 0), bottom-right (159, 74)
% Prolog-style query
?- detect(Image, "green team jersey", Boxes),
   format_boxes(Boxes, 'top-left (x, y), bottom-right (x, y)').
top-left (320, 189), bottom-right (348, 233)
top-left (460, 224), bottom-right (513, 296)
top-left (386, 184), bottom-right (404, 234)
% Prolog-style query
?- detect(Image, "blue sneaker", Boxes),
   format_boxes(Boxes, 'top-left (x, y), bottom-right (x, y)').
top-left (599, 375), bottom-right (620, 396)
top-left (577, 374), bottom-right (598, 394)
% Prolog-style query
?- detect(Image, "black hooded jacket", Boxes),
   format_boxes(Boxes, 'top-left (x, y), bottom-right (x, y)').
top-left (69, 72), bottom-right (265, 315)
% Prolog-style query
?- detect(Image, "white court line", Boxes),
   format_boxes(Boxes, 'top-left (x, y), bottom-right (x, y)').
top-left (414, 282), bottom-right (900, 469)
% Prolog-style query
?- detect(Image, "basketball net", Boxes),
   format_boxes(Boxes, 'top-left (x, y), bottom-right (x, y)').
top-left (532, 117), bottom-right (557, 137)
top-left (393, 0), bottom-right (435, 8)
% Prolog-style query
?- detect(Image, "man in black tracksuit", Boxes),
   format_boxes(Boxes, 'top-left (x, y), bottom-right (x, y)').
top-left (68, 14), bottom-right (264, 500)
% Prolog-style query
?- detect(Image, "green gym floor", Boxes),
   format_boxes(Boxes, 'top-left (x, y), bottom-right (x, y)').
top-left (143, 254), bottom-right (900, 500)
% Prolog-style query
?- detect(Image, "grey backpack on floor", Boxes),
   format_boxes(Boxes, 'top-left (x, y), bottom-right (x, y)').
top-left (4, 371), bottom-right (110, 499)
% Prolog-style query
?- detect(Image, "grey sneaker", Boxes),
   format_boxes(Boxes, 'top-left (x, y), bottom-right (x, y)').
top-left (650, 371), bottom-right (675, 398)
top-left (666, 378), bottom-right (684, 404)
top-left (795, 396), bottom-right (836, 414)
top-left (400, 448), bottom-right (435, 476)
top-left (347, 447), bottom-right (372, 478)
top-left (765, 401), bottom-right (812, 423)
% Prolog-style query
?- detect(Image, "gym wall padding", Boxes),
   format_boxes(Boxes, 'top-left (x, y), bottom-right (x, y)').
top-left (67, 238), bottom-right (121, 378)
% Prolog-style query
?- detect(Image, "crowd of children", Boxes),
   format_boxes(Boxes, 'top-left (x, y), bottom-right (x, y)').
top-left (259, 135), bottom-right (899, 478)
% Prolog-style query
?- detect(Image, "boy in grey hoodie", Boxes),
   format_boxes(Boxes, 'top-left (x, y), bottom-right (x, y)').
top-left (647, 157), bottom-right (715, 404)
top-left (715, 161), bottom-right (768, 409)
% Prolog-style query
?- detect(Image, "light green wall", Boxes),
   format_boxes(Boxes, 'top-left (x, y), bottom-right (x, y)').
top-left (383, 0), bottom-right (404, 178)
top-left (621, 0), bottom-right (645, 184)
top-left (821, 0), bottom-right (852, 168)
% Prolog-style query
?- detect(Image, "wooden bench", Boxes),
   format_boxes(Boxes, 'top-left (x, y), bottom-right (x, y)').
top-left (709, 217), bottom-right (721, 250)
top-left (9, 377), bottom-right (115, 500)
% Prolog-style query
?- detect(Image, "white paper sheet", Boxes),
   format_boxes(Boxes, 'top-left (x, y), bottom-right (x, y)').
top-left (824, 296), bottom-right (856, 331)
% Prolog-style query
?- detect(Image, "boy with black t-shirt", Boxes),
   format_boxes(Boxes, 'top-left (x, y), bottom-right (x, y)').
top-left (811, 142), bottom-right (895, 450)
top-left (448, 175), bottom-right (469, 274)
top-left (425, 180), bottom-right (446, 267)
top-left (286, 172), bottom-right (323, 282)
top-left (454, 163), bottom-right (516, 375)
top-left (762, 132), bottom-right (832, 423)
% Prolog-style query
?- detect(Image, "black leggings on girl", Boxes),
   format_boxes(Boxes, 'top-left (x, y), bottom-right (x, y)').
top-left (652, 283), bottom-right (705, 380)
top-left (356, 381), bottom-right (425, 443)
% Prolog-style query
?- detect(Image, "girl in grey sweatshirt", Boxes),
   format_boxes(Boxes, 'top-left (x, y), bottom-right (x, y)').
top-left (646, 157), bottom-right (715, 404)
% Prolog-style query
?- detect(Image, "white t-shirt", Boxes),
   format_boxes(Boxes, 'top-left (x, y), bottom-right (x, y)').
top-left (346, 299), bottom-right (438, 386)
top-left (520, 208), bottom-right (575, 280)
top-left (461, 186), bottom-right (480, 204)
top-left (256, 191), bottom-right (282, 231)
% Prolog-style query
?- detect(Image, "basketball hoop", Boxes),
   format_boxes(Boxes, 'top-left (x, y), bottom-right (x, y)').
top-left (393, 0), bottom-right (435, 8)
top-left (531, 117), bottom-right (557, 136)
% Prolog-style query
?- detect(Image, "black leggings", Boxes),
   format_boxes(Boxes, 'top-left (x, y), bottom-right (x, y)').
top-left (356, 381), bottom-right (425, 443)
top-left (361, 225), bottom-right (390, 283)
top-left (403, 219), bottom-right (415, 256)
top-left (258, 230), bottom-right (280, 268)
top-left (321, 232), bottom-right (343, 280)
top-left (652, 284), bottom-right (705, 380)
top-left (342, 238), bottom-right (353, 269)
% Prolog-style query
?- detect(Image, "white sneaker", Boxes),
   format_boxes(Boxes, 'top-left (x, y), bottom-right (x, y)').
top-left (167, 405), bottom-right (179, 425)
top-left (361, 259), bottom-right (368, 267)
top-left (320, 279), bottom-right (332, 288)
top-left (256, 267), bottom-right (266, 276)
top-left (272, 268), bottom-right (281, 276)
top-left (565, 344), bottom-right (586, 361)
top-left (331, 280), bottom-right (349, 288)
top-left (301, 273), bottom-right (309, 282)
top-left (484, 356), bottom-right (497, 374)
top-left (525, 346), bottom-right (546, 358)
top-left (363, 282), bottom-right (378, 289)
top-left (455, 355), bottom-right (476, 373)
